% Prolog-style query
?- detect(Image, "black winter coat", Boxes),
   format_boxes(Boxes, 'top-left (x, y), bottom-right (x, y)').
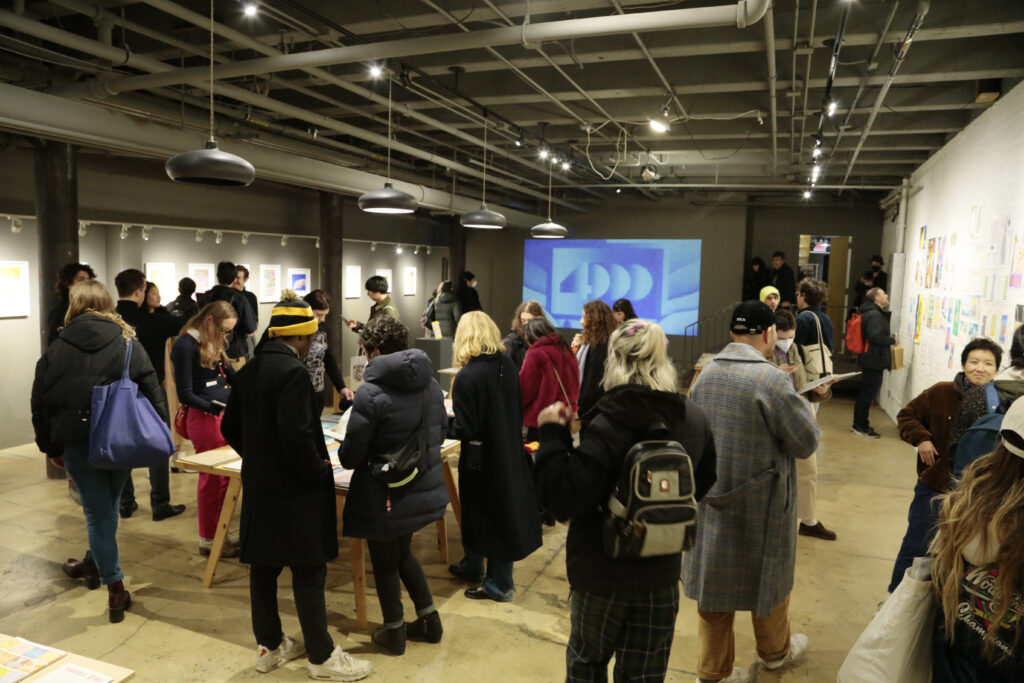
top-left (856, 301), bottom-right (895, 370)
top-left (502, 330), bottom-right (528, 370)
top-left (31, 315), bottom-right (168, 453)
top-left (534, 384), bottom-right (717, 594)
top-left (46, 298), bottom-right (69, 346)
top-left (118, 300), bottom-right (179, 383)
top-left (577, 342), bottom-right (609, 424)
top-left (770, 264), bottom-right (797, 306)
top-left (221, 342), bottom-right (338, 567)
top-left (742, 268), bottom-right (772, 302)
top-left (451, 353), bottom-right (543, 562)
top-left (458, 285), bottom-right (482, 314)
top-left (340, 349), bottom-right (449, 541)
top-left (201, 285), bottom-right (257, 358)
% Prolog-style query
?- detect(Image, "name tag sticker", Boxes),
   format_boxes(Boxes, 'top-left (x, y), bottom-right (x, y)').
top-left (205, 380), bottom-right (218, 387)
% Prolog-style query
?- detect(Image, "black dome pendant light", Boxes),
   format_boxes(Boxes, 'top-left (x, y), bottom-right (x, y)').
top-left (460, 116), bottom-right (506, 229)
top-left (358, 76), bottom-right (417, 214)
top-left (165, 0), bottom-right (255, 186)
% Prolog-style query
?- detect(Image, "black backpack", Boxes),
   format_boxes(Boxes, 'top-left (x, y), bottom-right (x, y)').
top-left (602, 423), bottom-right (698, 559)
top-left (369, 388), bottom-right (430, 489)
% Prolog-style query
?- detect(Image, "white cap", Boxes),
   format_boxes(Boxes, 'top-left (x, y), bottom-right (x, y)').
top-left (1000, 397), bottom-right (1024, 458)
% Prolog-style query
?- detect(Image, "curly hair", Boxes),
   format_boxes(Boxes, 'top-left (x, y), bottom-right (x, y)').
top-left (55, 262), bottom-right (95, 298)
top-left (797, 277), bottom-right (828, 307)
top-left (360, 316), bottom-right (408, 356)
top-left (581, 300), bottom-right (617, 346)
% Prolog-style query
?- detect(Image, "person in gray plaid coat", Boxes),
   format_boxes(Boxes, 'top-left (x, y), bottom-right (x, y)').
top-left (683, 301), bottom-right (820, 683)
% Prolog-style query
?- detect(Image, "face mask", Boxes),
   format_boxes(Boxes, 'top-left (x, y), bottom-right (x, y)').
top-left (776, 338), bottom-right (794, 353)
top-left (872, 265), bottom-right (881, 272)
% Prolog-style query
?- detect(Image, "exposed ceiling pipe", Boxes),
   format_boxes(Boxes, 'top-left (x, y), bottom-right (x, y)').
top-left (812, 3), bottom-right (851, 152)
top-left (796, 0), bottom-right (818, 161)
top-left (611, 0), bottom-right (690, 122)
top-left (828, 0), bottom-right (900, 163)
top-left (787, 0), bottom-right (799, 162)
top-left (841, 0), bottom-right (931, 192)
top-left (762, 3), bottom-right (778, 174)
top-left (61, 0), bottom-right (773, 94)
top-left (0, 9), bottom-right (578, 211)
top-left (133, 0), bottom-right (588, 197)
top-left (0, 82), bottom-right (545, 227)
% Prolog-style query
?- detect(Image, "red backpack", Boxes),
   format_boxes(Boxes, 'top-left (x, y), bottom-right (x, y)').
top-left (846, 313), bottom-right (868, 354)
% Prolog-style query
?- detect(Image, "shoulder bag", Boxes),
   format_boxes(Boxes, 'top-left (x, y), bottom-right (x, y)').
top-left (551, 363), bottom-right (582, 435)
top-left (802, 310), bottom-right (834, 379)
top-left (369, 388), bottom-right (431, 489)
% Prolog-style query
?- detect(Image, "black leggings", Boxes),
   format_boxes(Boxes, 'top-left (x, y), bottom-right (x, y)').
top-left (366, 533), bottom-right (435, 627)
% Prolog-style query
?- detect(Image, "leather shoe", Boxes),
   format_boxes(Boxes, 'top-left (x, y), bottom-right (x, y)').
top-left (152, 504), bottom-right (186, 521)
top-left (448, 563), bottom-right (483, 583)
top-left (119, 500), bottom-right (138, 519)
top-left (464, 586), bottom-right (512, 603)
top-left (799, 521), bottom-right (837, 541)
top-left (62, 555), bottom-right (100, 590)
top-left (406, 612), bottom-right (443, 643)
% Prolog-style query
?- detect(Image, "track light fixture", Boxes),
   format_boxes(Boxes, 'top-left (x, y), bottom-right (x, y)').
top-left (461, 118), bottom-right (506, 230)
top-left (803, 190), bottom-right (812, 199)
top-left (120, 224), bottom-right (128, 240)
top-left (358, 77), bottom-right (417, 214)
top-left (414, 246), bottom-right (420, 254)
top-left (166, 0), bottom-right (255, 186)
top-left (281, 235), bottom-right (289, 247)
top-left (195, 230), bottom-right (204, 243)
top-left (827, 101), bottom-right (838, 117)
top-left (811, 165), bottom-right (821, 182)
top-left (10, 216), bottom-right (22, 233)
top-left (395, 245), bottom-right (403, 254)
top-left (369, 65), bottom-right (383, 79)
top-left (561, 160), bottom-right (571, 171)
top-left (426, 246), bottom-right (431, 255)
top-left (142, 226), bottom-right (151, 241)
top-left (241, 232), bottom-right (250, 245)
top-left (215, 230), bottom-right (223, 244)
top-left (315, 238), bottom-right (320, 249)
top-left (539, 148), bottom-right (549, 160)
top-left (370, 242), bottom-right (377, 252)
top-left (812, 147), bottom-right (822, 159)
top-left (649, 105), bottom-right (671, 133)
top-left (78, 221), bottom-right (87, 237)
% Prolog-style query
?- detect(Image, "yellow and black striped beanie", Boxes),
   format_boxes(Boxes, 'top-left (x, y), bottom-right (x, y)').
top-left (267, 289), bottom-right (319, 338)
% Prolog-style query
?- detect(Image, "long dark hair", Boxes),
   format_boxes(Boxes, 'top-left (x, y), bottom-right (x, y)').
top-left (612, 298), bottom-right (637, 320)
top-left (749, 256), bottom-right (766, 273)
top-left (1011, 325), bottom-right (1024, 368)
top-left (523, 317), bottom-right (571, 357)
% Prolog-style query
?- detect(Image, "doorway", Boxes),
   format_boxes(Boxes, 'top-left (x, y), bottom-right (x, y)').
top-left (799, 234), bottom-right (852, 349)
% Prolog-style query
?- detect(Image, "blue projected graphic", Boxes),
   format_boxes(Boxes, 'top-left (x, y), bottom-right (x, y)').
top-left (523, 239), bottom-right (701, 335)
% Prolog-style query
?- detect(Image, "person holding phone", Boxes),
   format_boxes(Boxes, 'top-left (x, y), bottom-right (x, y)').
top-left (170, 301), bottom-right (239, 558)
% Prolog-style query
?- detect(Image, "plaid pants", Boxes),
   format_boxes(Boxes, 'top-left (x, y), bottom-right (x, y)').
top-left (566, 584), bottom-right (680, 682)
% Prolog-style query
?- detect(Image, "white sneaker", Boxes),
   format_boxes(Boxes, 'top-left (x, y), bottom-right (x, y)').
top-left (307, 645), bottom-right (373, 681)
top-left (762, 633), bottom-right (809, 670)
top-left (255, 633), bottom-right (305, 673)
top-left (696, 668), bottom-right (749, 683)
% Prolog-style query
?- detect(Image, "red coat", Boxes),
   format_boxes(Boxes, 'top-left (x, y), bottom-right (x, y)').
top-left (519, 334), bottom-right (580, 428)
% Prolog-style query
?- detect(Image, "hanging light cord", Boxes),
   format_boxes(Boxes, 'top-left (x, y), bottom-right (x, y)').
top-left (208, 0), bottom-right (214, 142)
top-left (386, 77), bottom-right (393, 182)
top-left (481, 119), bottom-right (488, 204)
top-left (546, 162), bottom-right (553, 221)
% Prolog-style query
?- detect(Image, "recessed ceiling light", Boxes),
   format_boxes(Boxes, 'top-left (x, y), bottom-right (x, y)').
top-left (243, 4), bottom-right (258, 18)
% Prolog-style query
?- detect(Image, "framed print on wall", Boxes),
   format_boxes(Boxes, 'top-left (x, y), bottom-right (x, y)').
top-left (288, 268), bottom-right (312, 296)
top-left (345, 265), bottom-right (362, 299)
top-left (259, 264), bottom-right (281, 303)
top-left (403, 266), bottom-right (417, 296)
top-left (0, 261), bottom-right (30, 318)
top-left (145, 262), bottom-right (176, 304)
top-left (188, 263), bottom-right (215, 294)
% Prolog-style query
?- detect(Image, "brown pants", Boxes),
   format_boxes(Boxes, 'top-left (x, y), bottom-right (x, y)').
top-left (696, 594), bottom-right (791, 680)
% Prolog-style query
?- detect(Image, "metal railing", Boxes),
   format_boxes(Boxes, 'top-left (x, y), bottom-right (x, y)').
top-left (680, 301), bottom-right (743, 368)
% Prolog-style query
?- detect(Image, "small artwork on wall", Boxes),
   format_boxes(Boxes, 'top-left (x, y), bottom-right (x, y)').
top-left (188, 263), bottom-right (216, 294)
top-left (0, 261), bottom-right (30, 318)
top-left (259, 264), bottom-right (282, 303)
top-left (345, 265), bottom-right (362, 299)
top-left (403, 266), bottom-right (417, 296)
top-left (145, 262), bottom-right (176, 303)
top-left (288, 268), bottom-right (312, 296)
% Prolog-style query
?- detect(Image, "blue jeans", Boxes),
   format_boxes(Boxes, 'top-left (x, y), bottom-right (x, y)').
top-left (461, 547), bottom-right (514, 600)
top-left (888, 480), bottom-right (942, 593)
top-left (62, 442), bottom-right (131, 585)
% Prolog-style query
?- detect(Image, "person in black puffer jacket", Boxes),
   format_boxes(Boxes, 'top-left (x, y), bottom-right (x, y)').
top-left (534, 319), bottom-right (717, 682)
top-left (340, 317), bottom-right (449, 655)
top-left (31, 281), bottom-right (167, 623)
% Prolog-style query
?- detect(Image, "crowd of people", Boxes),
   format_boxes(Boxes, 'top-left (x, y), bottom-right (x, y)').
top-left (28, 255), bottom-right (1024, 681)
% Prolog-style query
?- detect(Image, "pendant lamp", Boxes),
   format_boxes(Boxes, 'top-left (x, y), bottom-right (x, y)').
top-left (461, 119), bottom-right (506, 229)
top-left (530, 160), bottom-right (567, 239)
top-left (359, 78), bottom-right (417, 214)
top-left (166, 0), bottom-right (255, 186)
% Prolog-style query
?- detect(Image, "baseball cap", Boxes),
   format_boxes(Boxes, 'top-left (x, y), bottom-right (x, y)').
top-left (730, 300), bottom-right (776, 335)
top-left (1001, 397), bottom-right (1024, 458)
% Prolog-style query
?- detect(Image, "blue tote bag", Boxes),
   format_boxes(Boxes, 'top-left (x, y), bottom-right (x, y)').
top-left (89, 338), bottom-right (175, 469)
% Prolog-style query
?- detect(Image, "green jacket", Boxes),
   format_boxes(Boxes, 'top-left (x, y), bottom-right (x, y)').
top-left (354, 295), bottom-right (399, 332)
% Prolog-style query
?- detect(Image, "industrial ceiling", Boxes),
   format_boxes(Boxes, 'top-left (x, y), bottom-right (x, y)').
top-left (1, 0), bottom-right (1022, 220)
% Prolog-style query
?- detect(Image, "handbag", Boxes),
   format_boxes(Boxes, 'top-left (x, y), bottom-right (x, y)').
top-left (551, 365), bottom-right (582, 435)
top-left (89, 339), bottom-right (176, 470)
top-left (173, 405), bottom-right (190, 440)
top-left (369, 388), bottom-right (431, 488)
top-left (802, 310), bottom-right (834, 379)
top-left (838, 558), bottom-right (936, 683)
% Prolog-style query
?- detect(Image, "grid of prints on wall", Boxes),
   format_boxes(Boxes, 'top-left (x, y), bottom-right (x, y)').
top-left (904, 209), bottom-right (1017, 379)
top-left (259, 264), bottom-right (281, 303)
top-left (0, 261), bottom-right (30, 318)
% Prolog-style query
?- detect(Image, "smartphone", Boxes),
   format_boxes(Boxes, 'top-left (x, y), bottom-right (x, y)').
top-left (210, 400), bottom-right (226, 408)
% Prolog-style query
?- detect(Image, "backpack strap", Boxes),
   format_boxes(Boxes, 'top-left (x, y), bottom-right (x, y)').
top-left (984, 382), bottom-right (999, 414)
top-left (121, 338), bottom-right (134, 380)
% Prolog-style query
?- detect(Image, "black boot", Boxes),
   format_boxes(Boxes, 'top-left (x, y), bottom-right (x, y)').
top-left (407, 612), bottom-right (443, 644)
top-left (62, 551), bottom-right (100, 590)
top-left (107, 580), bottom-right (132, 623)
top-left (371, 624), bottom-right (406, 655)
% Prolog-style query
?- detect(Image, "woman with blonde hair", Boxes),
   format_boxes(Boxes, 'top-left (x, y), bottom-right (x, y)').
top-left (448, 312), bottom-right (542, 602)
top-left (929, 398), bottom-right (1024, 681)
top-left (533, 319), bottom-right (717, 680)
top-left (501, 300), bottom-right (546, 370)
top-left (170, 301), bottom-right (239, 557)
top-left (31, 280), bottom-right (168, 622)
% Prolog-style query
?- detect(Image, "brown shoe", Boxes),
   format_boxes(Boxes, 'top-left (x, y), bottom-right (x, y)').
top-left (799, 521), bottom-right (837, 541)
top-left (107, 581), bottom-right (132, 623)
top-left (63, 554), bottom-right (100, 590)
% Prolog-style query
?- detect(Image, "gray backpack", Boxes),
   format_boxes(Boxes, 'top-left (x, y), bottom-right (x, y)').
top-left (602, 424), bottom-right (698, 559)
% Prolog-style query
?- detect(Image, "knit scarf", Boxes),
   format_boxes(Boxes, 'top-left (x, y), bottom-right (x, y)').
top-left (946, 372), bottom-right (993, 457)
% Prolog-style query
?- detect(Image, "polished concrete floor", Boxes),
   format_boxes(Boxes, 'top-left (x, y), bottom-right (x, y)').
top-left (0, 395), bottom-right (916, 682)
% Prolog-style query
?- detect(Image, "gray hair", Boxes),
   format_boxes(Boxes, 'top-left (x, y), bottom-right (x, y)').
top-left (865, 287), bottom-right (885, 304)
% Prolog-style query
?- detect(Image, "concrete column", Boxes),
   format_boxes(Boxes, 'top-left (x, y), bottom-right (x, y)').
top-left (447, 215), bottom-right (466, 288)
top-left (319, 190), bottom-right (344, 406)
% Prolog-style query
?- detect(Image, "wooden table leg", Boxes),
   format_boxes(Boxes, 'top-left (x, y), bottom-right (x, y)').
top-left (435, 518), bottom-right (448, 564)
top-left (441, 455), bottom-right (461, 527)
top-left (350, 538), bottom-right (367, 630)
top-left (203, 475), bottom-right (242, 589)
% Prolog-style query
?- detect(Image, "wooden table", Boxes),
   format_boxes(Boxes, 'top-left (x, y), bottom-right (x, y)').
top-left (176, 439), bottom-right (461, 630)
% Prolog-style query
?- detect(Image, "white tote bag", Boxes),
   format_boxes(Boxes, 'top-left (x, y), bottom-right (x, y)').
top-left (837, 562), bottom-right (936, 683)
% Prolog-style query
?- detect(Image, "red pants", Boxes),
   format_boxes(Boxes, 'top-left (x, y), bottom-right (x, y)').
top-left (186, 408), bottom-right (230, 540)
